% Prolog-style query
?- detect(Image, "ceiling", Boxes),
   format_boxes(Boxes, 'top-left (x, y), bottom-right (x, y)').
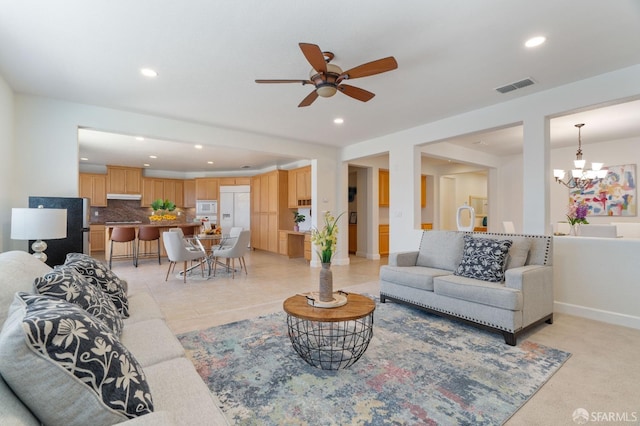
top-left (1, 1), bottom-right (639, 173)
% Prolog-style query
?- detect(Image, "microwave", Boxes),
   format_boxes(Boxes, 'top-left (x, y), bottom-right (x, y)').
top-left (196, 200), bottom-right (217, 216)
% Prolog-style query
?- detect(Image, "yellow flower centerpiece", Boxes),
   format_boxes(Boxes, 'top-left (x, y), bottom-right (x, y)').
top-left (150, 199), bottom-right (177, 222)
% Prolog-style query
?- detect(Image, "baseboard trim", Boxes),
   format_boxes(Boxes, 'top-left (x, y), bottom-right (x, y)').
top-left (554, 301), bottom-right (640, 330)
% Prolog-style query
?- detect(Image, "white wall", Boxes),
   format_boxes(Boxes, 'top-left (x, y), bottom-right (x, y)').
top-left (4, 95), bottom-right (343, 254)
top-left (0, 74), bottom-right (13, 252)
top-left (341, 64), bottom-right (640, 252)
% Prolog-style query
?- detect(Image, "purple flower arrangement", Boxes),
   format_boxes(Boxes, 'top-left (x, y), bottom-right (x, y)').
top-left (566, 203), bottom-right (589, 225)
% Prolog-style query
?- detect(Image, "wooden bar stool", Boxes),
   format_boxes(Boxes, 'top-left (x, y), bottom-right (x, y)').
top-left (136, 226), bottom-right (161, 265)
top-left (109, 227), bottom-right (137, 269)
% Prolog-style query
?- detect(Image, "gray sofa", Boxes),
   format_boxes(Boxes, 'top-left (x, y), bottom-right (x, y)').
top-left (380, 230), bottom-right (553, 345)
top-left (0, 250), bottom-right (228, 426)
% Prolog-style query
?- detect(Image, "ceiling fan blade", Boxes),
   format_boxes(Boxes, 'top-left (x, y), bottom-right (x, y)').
top-left (338, 84), bottom-right (375, 102)
top-left (255, 79), bottom-right (312, 84)
top-left (299, 43), bottom-right (327, 74)
top-left (298, 90), bottom-right (319, 107)
top-left (340, 56), bottom-right (398, 80)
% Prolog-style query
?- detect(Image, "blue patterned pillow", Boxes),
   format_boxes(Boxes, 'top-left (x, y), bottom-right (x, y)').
top-left (64, 253), bottom-right (129, 317)
top-left (0, 293), bottom-right (153, 426)
top-left (454, 235), bottom-right (513, 282)
top-left (33, 265), bottom-right (124, 335)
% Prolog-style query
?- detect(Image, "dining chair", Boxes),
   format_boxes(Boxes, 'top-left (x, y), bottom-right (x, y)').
top-left (218, 226), bottom-right (243, 249)
top-left (162, 231), bottom-right (207, 283)
top-left (211, 230), bottom-right (251, 279)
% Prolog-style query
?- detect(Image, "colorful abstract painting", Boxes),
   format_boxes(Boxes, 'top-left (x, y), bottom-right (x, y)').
top-left (570, 164), bottom-right (637, 216)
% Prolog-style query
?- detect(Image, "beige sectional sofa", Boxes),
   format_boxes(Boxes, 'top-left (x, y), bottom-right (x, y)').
top-left (380, 230), bottom-right (554, 345)
top-left (0, 250), bottom-right (228, 426)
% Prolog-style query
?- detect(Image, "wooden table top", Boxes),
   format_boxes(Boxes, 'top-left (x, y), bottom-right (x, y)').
top-left (283, 293), bottom-right (375, 322)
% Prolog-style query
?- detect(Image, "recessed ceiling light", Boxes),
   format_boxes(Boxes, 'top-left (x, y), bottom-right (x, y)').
top-left (525, 36), bottom-right (546, 48)
top-left (80, 157), bottom-right (88, 161)
top-left (149, 155), bottom-right (157, 159)
top-left (140, 68), bottom-right (158, 78)
top-left (207, 161), bottom-right (213, 164)
top-left (334, 118), bottom-right (344, 124)
top-left (135, 136), bottom-right (145, 141)
top-left (195, 145), bottom-right (203, 149)
top-left (143, 163), bottom-right (150, 167)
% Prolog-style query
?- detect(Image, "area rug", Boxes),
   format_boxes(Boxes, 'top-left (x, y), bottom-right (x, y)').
top-left (177, 299), bottom-right (570, 425)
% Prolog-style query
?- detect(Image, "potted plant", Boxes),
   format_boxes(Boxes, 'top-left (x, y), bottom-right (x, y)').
top-left (293, 211), bottom-right (305, 232)
top-left (150, 199), bottom-right (177, 222)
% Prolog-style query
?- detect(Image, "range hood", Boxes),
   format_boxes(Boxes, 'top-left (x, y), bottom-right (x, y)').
top-left (107, 193), bottom-right (142, 200)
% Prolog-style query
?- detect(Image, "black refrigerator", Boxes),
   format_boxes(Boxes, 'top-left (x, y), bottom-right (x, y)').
top-left (28, 196), bottom-right (90, 267)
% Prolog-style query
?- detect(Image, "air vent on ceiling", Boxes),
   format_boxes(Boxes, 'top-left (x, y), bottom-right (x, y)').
top-left (495, 77), bottom-right (535, 94)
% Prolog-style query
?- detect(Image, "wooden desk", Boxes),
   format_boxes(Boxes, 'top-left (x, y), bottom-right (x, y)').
top-left (278, 230), bottom-right (307, 258)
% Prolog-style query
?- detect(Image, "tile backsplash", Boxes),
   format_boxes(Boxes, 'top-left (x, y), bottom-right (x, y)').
top-left (91, 200), bottom-right (195, 224)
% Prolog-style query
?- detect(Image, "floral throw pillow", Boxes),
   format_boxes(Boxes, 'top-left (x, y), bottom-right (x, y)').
top-left (0, 293), bottom-right (153, 426)
top-left (64, 253), bottom-right (130, 317)
top-left (454, 235), bottom-right (513, 282)
top-left (33, 266), bottom-right (124, 335)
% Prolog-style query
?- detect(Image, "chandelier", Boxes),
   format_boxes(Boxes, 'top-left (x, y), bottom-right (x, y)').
top-left (553, 123), bottom-right (607, 189)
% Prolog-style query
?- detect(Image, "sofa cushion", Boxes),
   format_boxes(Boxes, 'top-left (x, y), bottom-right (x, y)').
top-left (416, 231), bottom-right (465, 271)
top-left (143, 357), bottom-right (229, 426)
top-left (0, 251), bottom-right (52, 326)
top-left (380, 265), bottom-right (451, 291)
top-left (505, 236), bottom-right (531, 269)
top-left (33, 266), bottom-right (123, 335)
top-left (64, 253), bottom-right (130, 317)
top-left (119, 319), bottom-right (185, 367)
top-left (0, 293), bottom-right (153, 426)
top-left (434, 275), bottom-right (523, 311)
top-left (454, 235), bottom-right (512, 282)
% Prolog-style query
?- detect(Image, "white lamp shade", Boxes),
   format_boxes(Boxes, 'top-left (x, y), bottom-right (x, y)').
top-left (11, 208), bottom-right (67, 240)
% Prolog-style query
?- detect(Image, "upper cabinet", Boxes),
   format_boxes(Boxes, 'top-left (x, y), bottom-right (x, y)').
top-left (183, 179), bottom-right (196, 208)
top-left (287, 166), bottom-right (311, 208)
top-left (142, 178), bottom-right (185, 207)
top-left (379, 169), bottom-right (389, 207)
top-left (195, 178), bottom-right (219, 200)
top-left (79, 173), bottom-right (107, 207)
top-left (106, 166), bottom-right (141, 194)
top-left (219, 177), bottom-right (251, 186)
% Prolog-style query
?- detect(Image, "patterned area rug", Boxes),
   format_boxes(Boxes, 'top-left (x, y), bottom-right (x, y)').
top-left (178, 298), bottom-right (570, 425)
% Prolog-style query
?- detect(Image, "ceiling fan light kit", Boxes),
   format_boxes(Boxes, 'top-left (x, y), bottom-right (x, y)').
top-left (256, 42), bottom-right (397, 107)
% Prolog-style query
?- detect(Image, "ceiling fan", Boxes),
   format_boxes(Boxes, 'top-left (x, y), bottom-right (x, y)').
top-left (255, 43), bottom-right (398, 107)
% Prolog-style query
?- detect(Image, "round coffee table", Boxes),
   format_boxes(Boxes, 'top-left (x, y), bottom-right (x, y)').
top-left (283, 292), bottom-right (375, 370)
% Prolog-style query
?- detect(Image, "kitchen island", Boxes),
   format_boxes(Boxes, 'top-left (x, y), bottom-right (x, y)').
top-left (104, 222), bottom-right (201, 262)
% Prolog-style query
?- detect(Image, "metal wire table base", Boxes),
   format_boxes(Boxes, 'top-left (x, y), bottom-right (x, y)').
top-left (286, 313), bottom-right (374, 370)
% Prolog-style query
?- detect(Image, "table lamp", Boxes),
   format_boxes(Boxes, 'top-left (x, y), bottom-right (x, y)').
top-left (11, 206), bottom-right (67, 262)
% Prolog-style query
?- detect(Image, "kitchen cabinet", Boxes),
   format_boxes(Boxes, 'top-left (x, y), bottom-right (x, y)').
top-left (421, 174), bottom-right (427, 208)
top-left (183, 180), bottom-right (196, 208)
top-left (141, 178), bottom-right (185, 207)
top-left (421, 223), bottom-right (433, 230)
top-left (379, 224), bottom-right (389, 255)
top-left (219, 177), bottom-right (250, 186)
top-left (90, 224), bottom-right (105, 252)
top-left (79, 173), bottom-right (107, 207)
top-left (304, 233), bottom-right (311, 261)
top-left (195, 177), bottom-right (219, 200)
top-left (106, 166), bottom-right (141, 194)
top-left (349, 223), bottom-right (357, 254)
top-left (288, 166), bottom-right (311, 208)
top-left (250, 170), bottom-right (288, 253)
top-left (379, 169), bottom-right (389, 207)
